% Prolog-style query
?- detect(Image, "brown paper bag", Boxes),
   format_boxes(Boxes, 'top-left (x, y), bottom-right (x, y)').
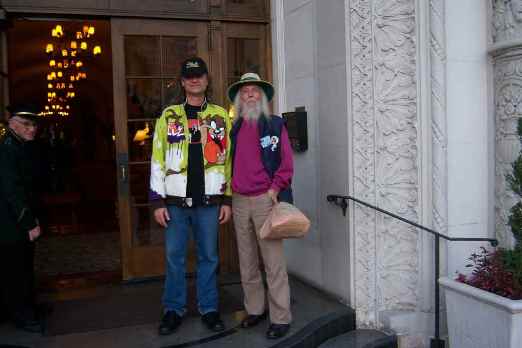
top-left (259, 202), bottom-right (311, 240)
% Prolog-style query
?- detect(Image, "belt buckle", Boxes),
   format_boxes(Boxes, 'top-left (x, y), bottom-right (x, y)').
top-left (185, 198), bottom-right (193, 207)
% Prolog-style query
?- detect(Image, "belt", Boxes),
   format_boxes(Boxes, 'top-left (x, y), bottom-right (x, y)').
top-left (165, 195), bottom-right (223, 207)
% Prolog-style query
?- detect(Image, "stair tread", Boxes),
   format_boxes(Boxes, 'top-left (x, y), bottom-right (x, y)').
top-left (318, 329), bottom-right (396, 348)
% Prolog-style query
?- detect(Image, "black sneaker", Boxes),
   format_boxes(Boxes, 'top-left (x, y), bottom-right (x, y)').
top-left (201, 311), bottom-right (225, 332)
top-left (158, 310), bottom-right (182, 336)
top-left (266, 323), bottom-right (290, 339)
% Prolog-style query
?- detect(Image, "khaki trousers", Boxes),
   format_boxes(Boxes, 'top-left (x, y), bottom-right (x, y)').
top-left (232, 192), bottom-right (292, 324)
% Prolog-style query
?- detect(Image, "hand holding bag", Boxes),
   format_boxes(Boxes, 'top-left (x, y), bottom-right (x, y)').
top-left (259, 202), bottom-right (311, 240)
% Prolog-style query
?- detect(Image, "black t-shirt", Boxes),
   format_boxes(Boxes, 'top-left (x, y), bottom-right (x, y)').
top-left (185, 104), bottom-right (204, 206)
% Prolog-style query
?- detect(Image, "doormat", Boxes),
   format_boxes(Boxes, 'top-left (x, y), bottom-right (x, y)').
top-left (43, 280), bottom-right (243, 336)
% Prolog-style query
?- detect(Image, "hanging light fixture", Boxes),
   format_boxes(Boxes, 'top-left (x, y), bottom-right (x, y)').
top-left (42, 22), bottom-right (102, 117)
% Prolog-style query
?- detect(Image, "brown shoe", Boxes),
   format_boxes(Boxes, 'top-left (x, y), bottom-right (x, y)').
top-left (240, 311), bottom-right (267, 328)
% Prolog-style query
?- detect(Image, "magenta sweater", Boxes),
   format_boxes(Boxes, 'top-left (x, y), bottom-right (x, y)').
top-left (231, 120), bottom-right (294, 196)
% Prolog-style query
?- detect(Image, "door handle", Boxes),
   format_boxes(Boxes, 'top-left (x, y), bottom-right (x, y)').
top-left (120, 165), bottom-right (127, 182)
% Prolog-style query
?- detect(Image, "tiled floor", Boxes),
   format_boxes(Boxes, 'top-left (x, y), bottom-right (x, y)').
top-left (0, 276), bottom-right (349, 348)
top-left (35, 231), bottom-right (121, 277)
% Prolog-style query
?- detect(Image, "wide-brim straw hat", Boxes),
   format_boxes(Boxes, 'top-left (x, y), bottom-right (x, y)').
top-left (227, 72), bottom-right (274, 102)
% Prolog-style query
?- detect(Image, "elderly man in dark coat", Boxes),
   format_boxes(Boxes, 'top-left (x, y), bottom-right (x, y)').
top-left (0, 103), bottom-right (43, 333)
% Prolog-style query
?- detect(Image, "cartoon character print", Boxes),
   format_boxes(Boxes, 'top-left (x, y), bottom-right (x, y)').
top-left (165, 111), bottom-right (186, 172)
top-left (270, 136), bottom-right (279, 151)
top-left (260, 135), bottom-right (280, 152)
top-left (187, 119), bottom-right (201, 144)
top-left (202, 115), bottom-right (227, 164)
top-left (167, 119), bottom-right (185, 144)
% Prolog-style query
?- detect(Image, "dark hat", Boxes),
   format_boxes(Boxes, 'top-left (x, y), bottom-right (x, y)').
top-left (180, 57), bottom-right (208, 78)
top-left (227, 72), bottom-right (274, 102)
top-left (7, 103), bottom-right (40, 121)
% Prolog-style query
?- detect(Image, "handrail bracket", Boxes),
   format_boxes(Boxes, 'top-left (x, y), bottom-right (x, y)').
top-left (327, 194), bottom-right (348, 216)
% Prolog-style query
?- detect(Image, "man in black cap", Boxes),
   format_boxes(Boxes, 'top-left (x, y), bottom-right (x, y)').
top-left (0, 103), bottom-right (43, 333)
top-left (150, 57), bottom-right (232, 335)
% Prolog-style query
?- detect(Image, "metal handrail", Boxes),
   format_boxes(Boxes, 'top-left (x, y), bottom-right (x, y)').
top-left (326, 194), bottom-right (498, 348)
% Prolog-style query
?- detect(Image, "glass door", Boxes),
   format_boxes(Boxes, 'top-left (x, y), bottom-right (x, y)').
top-left (111, 19), bottom-right (208, 280)
top-left (222, 22), bottom-right (270, 112)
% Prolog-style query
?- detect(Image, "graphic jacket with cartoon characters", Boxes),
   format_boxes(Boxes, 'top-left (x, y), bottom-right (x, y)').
top-left (149, 102), bottom-right (232, 206)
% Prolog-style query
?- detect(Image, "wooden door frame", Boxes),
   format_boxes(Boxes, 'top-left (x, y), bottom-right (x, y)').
top-left (111, 18), bottom-right (209, 280)
top-left (221, 22), bottom-right (271, 105)
top-left (112, 17), bottom-right (273, 280)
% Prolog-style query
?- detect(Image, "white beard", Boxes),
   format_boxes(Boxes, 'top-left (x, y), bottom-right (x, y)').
top-left (242, 101), bottom-right (263, 121)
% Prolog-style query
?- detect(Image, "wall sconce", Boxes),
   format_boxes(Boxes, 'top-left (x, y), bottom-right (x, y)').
top-left (133, 123), bottom-right (151, 145)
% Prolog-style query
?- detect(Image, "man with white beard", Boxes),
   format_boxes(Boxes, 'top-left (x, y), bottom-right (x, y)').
top-left (227, 73), bottom-right (294, 339)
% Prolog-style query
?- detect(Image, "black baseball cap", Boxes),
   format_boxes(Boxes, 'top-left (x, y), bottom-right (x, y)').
top-left (180, 57), bottom-right (208, 78)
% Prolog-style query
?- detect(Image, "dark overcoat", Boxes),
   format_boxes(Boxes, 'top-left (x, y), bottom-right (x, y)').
top-left (0, 128), bottom-right (38, 245)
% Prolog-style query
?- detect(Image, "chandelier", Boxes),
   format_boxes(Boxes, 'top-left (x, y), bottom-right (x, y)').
top-left (40, 24), bottom-right (102, 117)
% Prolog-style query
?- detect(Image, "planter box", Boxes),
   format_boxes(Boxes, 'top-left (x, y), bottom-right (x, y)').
top-left (439, 277), bottom-right (522, 348)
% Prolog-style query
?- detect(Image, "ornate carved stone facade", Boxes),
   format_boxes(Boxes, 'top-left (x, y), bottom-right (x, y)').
top-left (349, 0), bottom-right (377, 325)
top-left (430, 0), bottom-right (447, 239)
top-left (493, 0), bottom-right (522, 248)
top-left (494, 59), bottom-right (522, 247)
top-left (493, 0), bottom-right (522, 43)
top-left (348, 0), bottom-right (420, 326)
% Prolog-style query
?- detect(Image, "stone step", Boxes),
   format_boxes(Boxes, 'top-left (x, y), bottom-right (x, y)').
top-left (269, 308), bottom-right (356, 348)
top-left (318, 329), bottom-right (397, 348)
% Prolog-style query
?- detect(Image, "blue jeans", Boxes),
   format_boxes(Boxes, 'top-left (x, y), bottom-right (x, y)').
top-left (163, 204), bottom-right (220, 316)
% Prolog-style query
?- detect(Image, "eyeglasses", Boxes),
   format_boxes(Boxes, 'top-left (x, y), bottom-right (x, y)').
top-left (12, 117), bottom-right (37, 129)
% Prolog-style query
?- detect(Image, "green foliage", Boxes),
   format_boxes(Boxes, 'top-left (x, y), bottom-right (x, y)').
top-left (502, 248), bottom-right (522, 287)
top-left (509, 202), bottom-right (522, 250)
top-left (507, 158), bottom-right (522, 198)
top-left (506, 117), bottom-right (522, 276)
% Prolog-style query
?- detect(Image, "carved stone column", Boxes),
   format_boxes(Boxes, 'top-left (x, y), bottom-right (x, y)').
top-left (347, 0), bottom-right (420, 326)
top-left (492, 0), bottom-right (522, 248)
